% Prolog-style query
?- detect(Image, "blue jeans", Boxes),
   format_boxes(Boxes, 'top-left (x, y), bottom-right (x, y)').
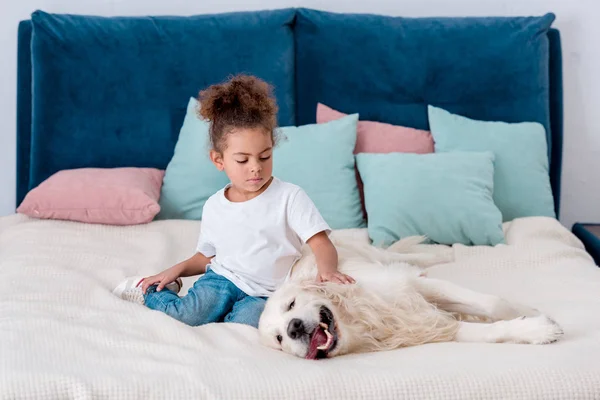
top-left (143, 269), bottom-right (267, 328)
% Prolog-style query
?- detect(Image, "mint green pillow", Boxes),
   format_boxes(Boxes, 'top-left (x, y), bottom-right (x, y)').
top-left (275, 113), bottom-right (364, 229)
top-left (356, 151), bottom-right (504, 246)
top-left (156, 97), bottom-right (229, 220)
top-left (428, 105), bottom-right (555, 222)
top-left (157, 97), bottom-right (364, 230)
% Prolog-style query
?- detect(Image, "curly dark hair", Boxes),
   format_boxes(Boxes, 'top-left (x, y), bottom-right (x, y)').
top-left (197, 74), bottom-right (279, 153)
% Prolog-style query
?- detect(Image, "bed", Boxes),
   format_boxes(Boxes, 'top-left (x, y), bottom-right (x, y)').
top-left (4, 7), bottom-right (600, 400)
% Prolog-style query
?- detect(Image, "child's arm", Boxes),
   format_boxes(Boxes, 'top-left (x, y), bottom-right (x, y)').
top-left (176, 252), bottom-right (213, 277)
top-left (307, 231), bottom-right (355, 285)
top-left (139, 252), bottom-right (213, 293)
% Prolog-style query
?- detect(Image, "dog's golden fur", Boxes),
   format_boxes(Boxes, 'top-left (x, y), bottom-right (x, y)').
top-left (258, 236), bottom-right (563, 359)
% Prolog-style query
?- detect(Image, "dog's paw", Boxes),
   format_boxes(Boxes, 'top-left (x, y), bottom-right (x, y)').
top-left (509, 315), bottom-right (564, 345)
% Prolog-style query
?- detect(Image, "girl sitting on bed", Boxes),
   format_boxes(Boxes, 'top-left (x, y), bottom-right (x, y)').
top-left (112, 74), bottom-right (354, 328)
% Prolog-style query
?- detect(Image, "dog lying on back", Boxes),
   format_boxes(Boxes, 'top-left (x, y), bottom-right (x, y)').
top-left (258, 236), bottom-right (563, 360)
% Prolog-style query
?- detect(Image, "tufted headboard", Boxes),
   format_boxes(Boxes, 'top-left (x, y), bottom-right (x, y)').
top-left (15, 9), bottom-right (564, 217)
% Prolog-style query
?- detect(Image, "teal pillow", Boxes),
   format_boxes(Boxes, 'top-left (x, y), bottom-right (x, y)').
top-left (274, 113), bottom-right (364, 229)
top-left (356, 151), bottom-right (504, 246)
top-left (157, 97), bottom-right (364, 230)
top-left (156, 97), bottom-right (229, 220)
top-left (428, 105), bottom-right (555, 222)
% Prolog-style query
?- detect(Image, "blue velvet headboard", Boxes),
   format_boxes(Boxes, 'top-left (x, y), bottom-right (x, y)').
top-left (15, 9), bottom-right (563, 218)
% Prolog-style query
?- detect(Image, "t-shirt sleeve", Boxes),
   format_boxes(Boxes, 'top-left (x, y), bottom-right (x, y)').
top-left (287, 188), bottom-right (331, 243)
top-left (196, 200), bottom-right (216, 257)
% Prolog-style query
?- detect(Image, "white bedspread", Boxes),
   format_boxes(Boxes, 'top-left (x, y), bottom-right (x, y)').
top-left (1, 214), bottom-right (600, 399)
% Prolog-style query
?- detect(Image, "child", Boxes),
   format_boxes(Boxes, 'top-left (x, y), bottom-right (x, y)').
top-left (113, 74), bottom-right (355, 328)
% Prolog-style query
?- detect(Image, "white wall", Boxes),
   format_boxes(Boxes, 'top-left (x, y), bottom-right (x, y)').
top-left (1, 0), bottom-right (597, 230)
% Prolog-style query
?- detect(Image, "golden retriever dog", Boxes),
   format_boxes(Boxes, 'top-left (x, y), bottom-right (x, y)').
top-left (258, 236), bottom-right (564, 360)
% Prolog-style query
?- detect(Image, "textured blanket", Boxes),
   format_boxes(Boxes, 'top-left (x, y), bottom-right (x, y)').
top-left (1, 214), bottom-right (599, 399)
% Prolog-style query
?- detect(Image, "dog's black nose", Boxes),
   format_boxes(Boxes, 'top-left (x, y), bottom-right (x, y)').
top-left (287, 318), bottom-right (306, 340)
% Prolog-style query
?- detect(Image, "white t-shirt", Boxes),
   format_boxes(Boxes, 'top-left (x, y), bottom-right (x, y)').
top-left (196, 177), bottom-right (331, 297)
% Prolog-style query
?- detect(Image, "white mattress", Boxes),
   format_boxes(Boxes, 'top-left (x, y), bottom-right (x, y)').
top-left (1, 213), bottom-right (600, 399)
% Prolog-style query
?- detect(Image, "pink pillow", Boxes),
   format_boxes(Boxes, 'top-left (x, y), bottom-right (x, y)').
top-left (316, 103), bottom-right (434, 154)
top-left (17, 168), bottom-right (165, 225)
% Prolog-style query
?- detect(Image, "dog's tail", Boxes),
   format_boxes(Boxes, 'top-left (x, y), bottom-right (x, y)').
top-left (385, 235), bottom-right (455, 268)
top-left (386, 235), bottom-right (428, 253)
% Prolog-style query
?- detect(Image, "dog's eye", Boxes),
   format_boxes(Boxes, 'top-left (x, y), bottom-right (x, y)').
top-left (288, 299), bottom-right (295, 311)
top-left (276, 335), bottom-right (282, 343)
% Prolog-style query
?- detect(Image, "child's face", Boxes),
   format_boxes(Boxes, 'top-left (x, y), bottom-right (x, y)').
top-left (210, 127), bottom-right (274, 197)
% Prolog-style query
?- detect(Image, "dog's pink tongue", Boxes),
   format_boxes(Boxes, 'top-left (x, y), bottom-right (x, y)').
top-left (305, 328), bottom-right (328, 360)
